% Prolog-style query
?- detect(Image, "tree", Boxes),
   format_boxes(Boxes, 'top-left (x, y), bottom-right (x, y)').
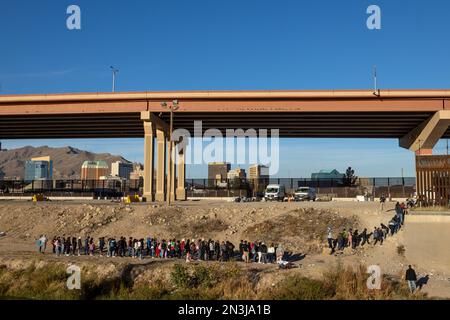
top-left (343, 167), bottom-right (358, 187)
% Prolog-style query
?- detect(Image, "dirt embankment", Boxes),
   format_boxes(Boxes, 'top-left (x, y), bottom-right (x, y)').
top-left (0, 202), bottom-right (361, 254)
top-left (243, 208), bottom-right (358, 253)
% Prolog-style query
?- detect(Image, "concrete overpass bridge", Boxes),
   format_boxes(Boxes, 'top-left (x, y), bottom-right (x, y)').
top-left (2, 89), bottom-right (450, 201)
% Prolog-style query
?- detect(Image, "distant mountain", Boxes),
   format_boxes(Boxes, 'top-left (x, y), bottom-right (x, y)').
top-left (0, 146), bottom-right (131, 179)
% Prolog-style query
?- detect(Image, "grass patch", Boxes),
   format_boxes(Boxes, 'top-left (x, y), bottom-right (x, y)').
top-left (0, 261), bottom-right (428, 300)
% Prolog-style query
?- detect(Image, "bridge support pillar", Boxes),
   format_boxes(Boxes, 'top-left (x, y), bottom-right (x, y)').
top-left (176, 146), bottom-right (187, 201)
top-left (400, 110), bottom-right (450, 153)
top-left (168, 142), bottom-right (176, 202)
top-left (142, 121), bottom-right (155, 201)
top-left (141, 112), bottom-right (170, 202)
top-left (155, 129), bottom-right (167, 202)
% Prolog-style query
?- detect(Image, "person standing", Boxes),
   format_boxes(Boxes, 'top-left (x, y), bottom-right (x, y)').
top-left (242, 241), bottom-right (250, 263)
top-left (347, 228), bottom-right (353, 248)
top-left (405, 265), bottom-right (417, 293)
top-left (77, 237), bottom-right (82, 256)
top-left (380, 195), bottom-right (386, 211)
top-left (327, 227), bottom-right (334, 254)
top-left (84, 236), bottom-right (89, 255)
top-left (42, 235), bottom-right (48, 253)
top-left (260, 242), bottom-right (268, 264)
top-left (395, 202), bottom-right (404, 226)
top-left (36, 235), bottom-right (43, 253)
top-left (359, 228), bottom-right (370, 246)
top-left (275, 244), bottom-right (284, 263)
top-left (72, 237), bottom-right (77, 255)
top-left (267, 243), bottom-right (275, 263)
top-left (373, 227), bottom-right (380, 245)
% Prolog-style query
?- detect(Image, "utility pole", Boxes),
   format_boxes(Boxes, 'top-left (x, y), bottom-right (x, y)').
top-left (110, 66), bottom-right (119, 92)
top-left (161, 100), bottom-right (180, 206)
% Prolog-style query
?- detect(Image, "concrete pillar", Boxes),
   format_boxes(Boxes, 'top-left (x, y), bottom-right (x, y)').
top-left (155, 129), bottom-right (166, 202)
top-left (169, 143), bottom-right (176, 202)
top-left (143, 121), bottom-right (155, 201)
top-left (176, 147), bottom-right (187, 200)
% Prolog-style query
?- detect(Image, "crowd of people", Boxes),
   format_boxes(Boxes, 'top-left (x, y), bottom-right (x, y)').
top-left (326, 201), bottom-right (408, 254)
top-left (36, 235), bottom-right (286, 264)
top-left (35, 201), bottom-right (409, 262)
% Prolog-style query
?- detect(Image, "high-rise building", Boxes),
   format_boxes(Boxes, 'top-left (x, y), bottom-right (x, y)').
top-left (227, 167), bottom-right (246, 180)
top-left (208, 162), bottom-right (231, 184)
top-left (81, 160), bottom-right (109, 180)
top-left (24, 156), bottom-right (53, 181)
top-left (111, 161), bottom-right (133, 179)
top-left (248, 164), bottom-right (269, 180)
top-left (248, 164), bottom-right (269, 194)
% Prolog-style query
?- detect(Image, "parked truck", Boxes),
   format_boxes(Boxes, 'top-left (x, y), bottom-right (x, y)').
top-left (264, 184), bottom-right (286, 201)
top-left (294, 187), bottom-right (316, 201)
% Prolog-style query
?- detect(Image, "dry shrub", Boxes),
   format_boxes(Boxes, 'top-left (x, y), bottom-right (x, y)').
top-left (397, 245), bottom-right (406, 257)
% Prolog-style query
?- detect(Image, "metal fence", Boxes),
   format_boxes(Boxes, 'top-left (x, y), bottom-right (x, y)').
top-left (187, 177), bottom-right (416, 199)
top-left (0, 179), bottom-right (143, 198)
top-left (0, 177), bottom-right (416, 199)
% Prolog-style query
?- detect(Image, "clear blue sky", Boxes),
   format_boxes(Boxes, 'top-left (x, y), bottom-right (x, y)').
top-left (1, 0), bottom-right (450, 178)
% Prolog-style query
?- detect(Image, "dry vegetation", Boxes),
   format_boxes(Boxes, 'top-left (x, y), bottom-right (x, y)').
top-left (0, 261), bottom-right (426, 300)
top-left (244, 208), bottom-right (358, 254)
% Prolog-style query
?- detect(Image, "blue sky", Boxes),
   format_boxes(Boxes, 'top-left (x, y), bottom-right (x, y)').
top-left (1, 0), bottom-right (450, 177)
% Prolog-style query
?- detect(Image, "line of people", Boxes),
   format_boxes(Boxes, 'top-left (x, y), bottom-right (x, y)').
top-left (39, 235), bottom-right (285, 264)
top-left (327, 201), bottom-right (407, 254)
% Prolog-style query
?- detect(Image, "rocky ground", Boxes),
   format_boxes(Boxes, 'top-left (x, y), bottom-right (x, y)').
top-left (0, 200), bottom-right (449, 299)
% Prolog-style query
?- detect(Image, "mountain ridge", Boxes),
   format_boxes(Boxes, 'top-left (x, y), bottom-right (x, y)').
top-left (0, 146), bottom-right (131, 179)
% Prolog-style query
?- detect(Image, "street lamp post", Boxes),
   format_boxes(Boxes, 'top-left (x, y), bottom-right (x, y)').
top-left (161, 100), bottom-right (179, 206)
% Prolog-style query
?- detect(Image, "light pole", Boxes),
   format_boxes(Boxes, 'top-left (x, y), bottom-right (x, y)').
top-left (161, 99), bottom-right (180, 206)
top-left (110, 66), bottom-right (119, 92)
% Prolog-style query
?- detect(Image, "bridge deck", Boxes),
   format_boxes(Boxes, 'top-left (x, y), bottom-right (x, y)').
top-left (1, 90), bottom-right (449, 139)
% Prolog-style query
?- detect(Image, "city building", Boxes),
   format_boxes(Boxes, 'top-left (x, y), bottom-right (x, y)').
top-left (208, 162), bottom-right (231, 184)
top-left (0, 168), bottom-right (4, 180)
top-left (227, 167), bottom-right (246, 180)
top-left (111, 161), bottom-right (133, 179)
top-left (81, 160), bottom-right (109, 180)
top-left (130, 163), bottom-right (144, 180)
top-left (248, 164), bottom-right (269, 194)
top-left (248, 164), bottom-right (269, 180)
top-left (311, 169), bottom-right (345, 181)
top-left (24, 156), bottom-right (53, 181)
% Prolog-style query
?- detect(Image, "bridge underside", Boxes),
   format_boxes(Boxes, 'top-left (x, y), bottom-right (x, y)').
top-left (2, 90), bottom-right (450, 202)
top-left (2, 111), bottom-right (450, 139)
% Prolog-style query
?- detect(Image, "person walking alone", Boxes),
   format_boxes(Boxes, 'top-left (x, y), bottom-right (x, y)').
top-left (327, 227), bottom-right (334, 254)
top-left (405, 265), bottom-right (418, 293)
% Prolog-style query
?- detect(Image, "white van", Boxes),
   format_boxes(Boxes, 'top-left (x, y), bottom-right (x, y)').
top-left (294, 187), bottom-right (316, 201)
top-left (264, 184), bottom-right (286, 201)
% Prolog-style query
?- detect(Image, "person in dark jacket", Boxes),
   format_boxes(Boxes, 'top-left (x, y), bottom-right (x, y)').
top-left (405, 265), bottom-right (417, 293)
